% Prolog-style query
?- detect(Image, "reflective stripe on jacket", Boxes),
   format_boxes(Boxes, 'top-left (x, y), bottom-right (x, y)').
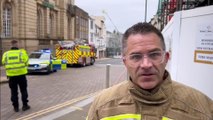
top-left (2, 49), bottom-right (28, 76)
top-left (100, 114), bottom-right (141, 120)
top-left (99, 114), bottom-right (172, 120)
top-left (87, 71), bottom-right (213, 120)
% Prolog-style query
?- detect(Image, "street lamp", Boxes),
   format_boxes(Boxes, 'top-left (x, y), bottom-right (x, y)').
top-left (102, 10), bottom-right (119, 32)
top-left (145, 0), bottom-right (147, 22)
top-left (102, 10), bottom-right (121, 57)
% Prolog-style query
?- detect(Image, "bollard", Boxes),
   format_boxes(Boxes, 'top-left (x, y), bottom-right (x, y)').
top-left (127, 71), bottom-right (129, 80)
top-left (105, 64), bottom-right (111, 88)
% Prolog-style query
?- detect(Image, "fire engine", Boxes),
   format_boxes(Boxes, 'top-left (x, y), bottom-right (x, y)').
top-left (55, 41), bottom-right (96, 66)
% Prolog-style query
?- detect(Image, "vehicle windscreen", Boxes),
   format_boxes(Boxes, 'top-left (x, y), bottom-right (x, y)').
top-left (29, 53), bottom-right (50, 60)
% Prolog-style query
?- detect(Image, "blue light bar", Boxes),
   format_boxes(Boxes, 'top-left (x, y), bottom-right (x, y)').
top-left (40, 49), bottom-right (51, 53)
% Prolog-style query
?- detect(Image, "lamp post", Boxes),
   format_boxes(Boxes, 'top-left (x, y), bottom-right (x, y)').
top-left (102, 10), bottom-right (119, 32)
top-left (145, 0), bottom-right (147, 22)
top-left (102, 10), bottom-right (121, 58)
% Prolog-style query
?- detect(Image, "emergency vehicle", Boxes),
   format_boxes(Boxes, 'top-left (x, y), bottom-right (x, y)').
top-left (28, 49), bottom-right (67, 73)
top-left (55, 41), bottom-right (96, 66)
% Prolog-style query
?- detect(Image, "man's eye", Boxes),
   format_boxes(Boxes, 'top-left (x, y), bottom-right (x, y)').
top-left (149, 52), bottom-right (162, 59)
top-left (130, 54), bottom-right (142, 60)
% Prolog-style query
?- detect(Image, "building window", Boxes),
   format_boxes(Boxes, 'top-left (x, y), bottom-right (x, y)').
top-left (37, 9), bottom-right (42, 37)
top-left (90, 33), bottom-right (93, 42)
top-left (3, 3), bottom-right (12, 37)
top-left (90, 20), bottom-right (93, 29)
top-left (49, 13), bottom-right (54, 37)
top-left (68, 17), bottom-right (72, 39)
top-left (39, 40), bottom-right (50, 45)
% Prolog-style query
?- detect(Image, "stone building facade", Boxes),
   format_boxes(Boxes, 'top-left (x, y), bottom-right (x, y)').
top-left (74, 5), bottom-right (89, 43)
top-left (0, 0), bottom-right (89, 62)
top-left (90, 16), bottom-right (106, 58)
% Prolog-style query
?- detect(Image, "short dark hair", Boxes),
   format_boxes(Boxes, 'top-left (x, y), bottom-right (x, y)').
top-left (11, 40), bottom-right (18, 44)
top-left (122, 22), bottom-right (165, 55)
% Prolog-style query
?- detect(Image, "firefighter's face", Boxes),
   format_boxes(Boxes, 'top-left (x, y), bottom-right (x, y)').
top-left (123, 33), bottom-right (169, 90)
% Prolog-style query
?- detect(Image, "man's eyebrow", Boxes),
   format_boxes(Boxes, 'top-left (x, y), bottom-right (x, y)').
top-left (148, 48), bottom-right (162, 53)
top-left (129, 52), bottom-right (141, 55)
top-left (129, 48), bottom-right (162, 55)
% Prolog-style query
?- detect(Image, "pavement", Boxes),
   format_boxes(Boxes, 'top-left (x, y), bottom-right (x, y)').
top-left (0, 66), bottom-right (8, 84)
top-left (1, 57), bottom-right (125, 120)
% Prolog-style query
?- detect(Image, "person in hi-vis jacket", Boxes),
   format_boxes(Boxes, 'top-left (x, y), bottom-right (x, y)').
top-left (2, 40), bottom-right (30, 112)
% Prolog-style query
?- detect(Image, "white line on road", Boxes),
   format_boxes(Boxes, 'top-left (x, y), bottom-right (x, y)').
top-left (37, 96), bottom-right (95, 120)
top-left (16, 92), bottom-right (98, 120)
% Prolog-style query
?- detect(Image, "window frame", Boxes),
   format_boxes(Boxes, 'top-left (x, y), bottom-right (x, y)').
top-left (2, 2), bottom-right (12, 38)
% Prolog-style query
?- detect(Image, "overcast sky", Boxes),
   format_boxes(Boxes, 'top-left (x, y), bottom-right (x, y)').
top-left (75, 0), bottom-right (159, 33)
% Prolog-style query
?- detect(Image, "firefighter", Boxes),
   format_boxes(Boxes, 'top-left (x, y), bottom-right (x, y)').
top-left (2, 40), bottom-right (30, 112)
top-left (86, 23), bottom-right (213, 120)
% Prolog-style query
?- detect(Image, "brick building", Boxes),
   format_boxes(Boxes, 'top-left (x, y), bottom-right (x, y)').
top-left (0, 0), bottom-right (89, 62)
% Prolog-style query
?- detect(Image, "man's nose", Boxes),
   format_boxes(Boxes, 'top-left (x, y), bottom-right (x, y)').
top-left (139, 57), bottom-right (153, 68)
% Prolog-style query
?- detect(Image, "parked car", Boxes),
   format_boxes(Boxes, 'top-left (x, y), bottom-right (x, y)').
top-left (28, 49), bottom-right (66, 73)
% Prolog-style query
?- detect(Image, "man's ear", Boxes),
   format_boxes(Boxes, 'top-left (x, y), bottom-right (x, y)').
top-left (122, 57), bottom-right (127, 66)
top-left (165, 52), bottom-right (170, 63)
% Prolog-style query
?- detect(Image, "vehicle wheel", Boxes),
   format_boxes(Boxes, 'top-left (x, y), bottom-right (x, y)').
top-left (46, 65), bottom-right (51, 74)
top-left (82, 60), bottom-right (86, 67)
top-left (82, 62), bottom-right (86, 67)
top-left (90, 58), bottom-right (95, 65)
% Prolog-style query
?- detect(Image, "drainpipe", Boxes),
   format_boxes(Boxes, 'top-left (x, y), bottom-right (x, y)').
top-left (24, 0), bottom-right (27, 50)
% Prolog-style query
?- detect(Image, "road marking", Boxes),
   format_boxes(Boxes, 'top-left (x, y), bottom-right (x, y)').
top-left (70, 106), bottom-right (83, 111)
top-left (38, 96), bottom-right (95, 120)
top-left (16, 92), bottom-right (98, 120)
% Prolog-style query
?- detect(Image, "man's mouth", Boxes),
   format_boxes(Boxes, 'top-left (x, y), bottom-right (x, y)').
top-left (142, 73), bottom-right (154, 76)
top-left (138, 73), bottom-right (156, 80)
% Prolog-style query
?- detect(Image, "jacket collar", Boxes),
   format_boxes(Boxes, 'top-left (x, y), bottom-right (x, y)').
top-left (11, 47), bottom-right (19, 50)
top-left (128, 70), bottom-right (173, 105)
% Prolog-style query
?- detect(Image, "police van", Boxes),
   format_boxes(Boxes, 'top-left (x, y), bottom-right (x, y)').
top-left (28, 49), bottom-right (66, 73)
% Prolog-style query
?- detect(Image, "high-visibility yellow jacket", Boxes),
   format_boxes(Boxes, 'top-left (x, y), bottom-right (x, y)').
top-left (87, 71), bottom-right (213, 120)
top-left (2, 48), bottom-right (29, 76)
